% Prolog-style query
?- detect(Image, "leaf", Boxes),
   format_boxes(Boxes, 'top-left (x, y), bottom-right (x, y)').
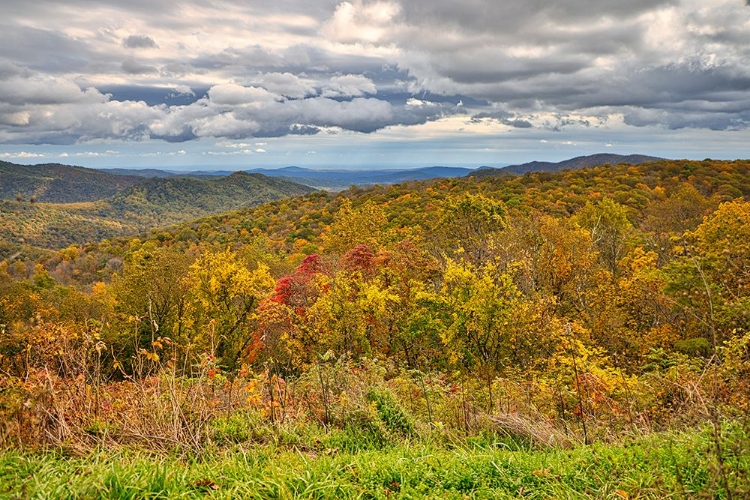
top-left (194, 478), bottom-right (220, 490)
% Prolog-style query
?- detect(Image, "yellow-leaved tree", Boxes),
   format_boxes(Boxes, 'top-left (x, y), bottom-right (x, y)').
top-left (185, 249), bottom-right (275, 372)
top-left (431, 259), bottom-right (523, 411)
top-left (321, 199), bottom-right (391, 254)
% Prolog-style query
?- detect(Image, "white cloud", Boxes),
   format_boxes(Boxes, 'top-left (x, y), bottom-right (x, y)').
top-left (0, 151), bottom-right (48, 158)
top-left (190, 112), bottom-right (262, 137)
top-left (322, 74), bottom-right (377, 97)
top-left (207, 84), bottom-right (280, 106)
top-left (321, 1), bottom-right (401, 44)
top-left (0, 75), bottom-right (92, 105)
top-left (252, 72), bottom-right (316, 99)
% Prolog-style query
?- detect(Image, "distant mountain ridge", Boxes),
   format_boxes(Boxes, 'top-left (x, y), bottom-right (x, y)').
top-left (0, 161), bottom-right (144, 202)
top-left (98, 156), bottom-right (668, 188)
top-left (3, 156), bottom-right (667, 203)
top-left (99, 165), bottom-right (477, 190)
top-left (471, 154), bottom-right (665, 177)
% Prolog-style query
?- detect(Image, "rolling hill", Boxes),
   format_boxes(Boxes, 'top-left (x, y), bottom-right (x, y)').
top-left (242, 166), bottom-right (476, 190)
top-left (107, 172), bottom-right (314, 222)
top-left (471, 154), bottom-right (665, 177)
top-left (0, 161), bottom-right (145, 202)
top-left (0, 167), bottom-right (314, 249)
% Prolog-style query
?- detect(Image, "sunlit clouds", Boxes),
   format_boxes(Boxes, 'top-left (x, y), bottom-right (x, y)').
top-left (1, 0), bottom-right (749, 168)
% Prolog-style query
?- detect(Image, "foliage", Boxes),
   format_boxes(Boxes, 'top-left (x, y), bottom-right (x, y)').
top-left (1, 157), bottom-right (749, 497)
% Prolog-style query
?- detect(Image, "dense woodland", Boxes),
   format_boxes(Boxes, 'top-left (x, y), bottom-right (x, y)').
top-left (0, 171), bottom-right (313, 249)
top-left (0, 159), bottom-right (748, 491)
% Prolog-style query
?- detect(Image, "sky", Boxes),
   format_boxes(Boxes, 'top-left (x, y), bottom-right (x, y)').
top-left (0, 0), bottom-right (749, 170)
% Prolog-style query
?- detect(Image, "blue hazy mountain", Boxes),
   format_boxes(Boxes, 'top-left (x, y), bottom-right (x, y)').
top-left (98, 165), bottom-right (477, 189)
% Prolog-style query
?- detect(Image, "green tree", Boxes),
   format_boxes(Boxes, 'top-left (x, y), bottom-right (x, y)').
top-left (112, 244), bottom-right (193, 345)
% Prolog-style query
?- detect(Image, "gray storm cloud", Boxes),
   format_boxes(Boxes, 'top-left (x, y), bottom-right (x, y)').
top-left (123, 35), bottom-right (159, 49)
top-left (0, 0), bottom-right (749, 146)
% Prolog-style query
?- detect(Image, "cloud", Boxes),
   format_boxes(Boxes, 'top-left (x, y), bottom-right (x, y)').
top-left (121, 57), bottom-right (159, 75)
top-left (472, 111), bottom-right (533, 129)
top-left (0, 74), bottom-right (94, 105)
top-left (122, 35), bottom-right (158, 49)
top-left (248, 72), bottom-right (316, 99)
top-left (0, 25), bottom-right (91, 74)
top-left (322, 74), bottom-right (377, 97)
top-left (0, 0), bottom-right (749, 152)
top-left (145, 85), bottom-right (462, 142)
top-left (0, 61), bottom-right (32, 80)
top-left (0, 151), bottom-right (48, 158)
top-left (321, 1), bottom-right (401, 43)
top-left (207, 84), bottom-right (280, 105)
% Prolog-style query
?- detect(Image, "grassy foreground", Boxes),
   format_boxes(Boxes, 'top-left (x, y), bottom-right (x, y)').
top-left (1, 425), bottom-right (747, 499)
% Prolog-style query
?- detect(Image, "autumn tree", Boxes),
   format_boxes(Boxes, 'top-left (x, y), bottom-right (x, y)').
top-left (322, 199), bottom-right (391, 254)
top-left (436, 193), bottom-right (506, 266)
top-left (640, 184), bottom-right (714, 265)
top-left (666, 199), bottom-right (750, 347)
top-left (185, 249), bottom-right (274, 371)
top-left (575, 197), bottom-right (634, 277)
top-left (372, 240), bottom-right (443, 369)
top-left (251, 254), bottom-right (327, 373)
top-left (496, 214), bottom-right (598, 318)
top-left (431, 259), bottom-right (523, 410)
top-left (111, 244), bottom-right (193, 348)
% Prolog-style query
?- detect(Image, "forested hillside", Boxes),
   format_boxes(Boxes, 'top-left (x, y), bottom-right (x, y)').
top-left (472, 153), bottom-right (664, 177)
top-left (1, 158), bottom-right (748, 496)
top-left (0, 171), bottom-right (314, 249)
top-left (0, 161), bottom-right (144, 202)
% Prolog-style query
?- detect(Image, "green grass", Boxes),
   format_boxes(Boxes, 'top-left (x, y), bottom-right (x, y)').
top-left (1, 424), bottom-right (747, 499)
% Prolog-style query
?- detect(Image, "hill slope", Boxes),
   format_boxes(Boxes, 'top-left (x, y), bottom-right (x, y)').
top-left (472, 154), bottom-right (664, 177)
top-left (141, 158), bottom-right (748, 258)
top-left (108, 172), bottom-right (313, 222)
top-left (0, 170), bottom-right (314, 249)
top-left (0, 162), bottom-right (145, 202)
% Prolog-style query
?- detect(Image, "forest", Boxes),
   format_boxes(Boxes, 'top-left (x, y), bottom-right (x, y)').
top-left (0, 158), bottom-right (748, 497)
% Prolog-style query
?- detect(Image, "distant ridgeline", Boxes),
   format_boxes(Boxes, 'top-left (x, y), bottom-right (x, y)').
top-left (471, 153), bottom-right (665, 177)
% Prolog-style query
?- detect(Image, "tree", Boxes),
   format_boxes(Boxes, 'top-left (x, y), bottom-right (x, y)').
top-left (112, 245), bottom-right (192, 345)
top-left (251, 254), bottom-right (327, 373)
top-left (640, 184), bottom-right (713, 265)
top-left (185, 249), bottom-right (275, 372)
top-left (436, 193), bottom-right (506, 266)
top-left (496, 214), bottom-right (598, 317)
top-left (575, 197), bottom-right (634, 277)
top-left (433, 259), bottom-right (522, 410)
top-left (665, 199), bottom-right (750, 346)
top-left (322, 199), bottom-right (390, 253)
